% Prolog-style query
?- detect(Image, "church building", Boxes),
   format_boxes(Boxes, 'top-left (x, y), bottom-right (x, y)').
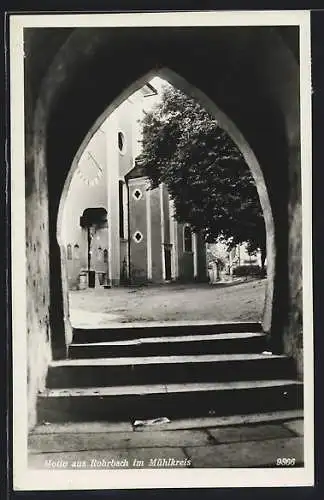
top-left (61, 81), bottom-right (207, 289)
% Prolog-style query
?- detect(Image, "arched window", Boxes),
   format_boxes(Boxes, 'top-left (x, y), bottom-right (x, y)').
top-left (73, 244), bottom-right (80, 260)
top-left (103, 249), bottom-right (108, 263)
top-left (67, 244), bottom-right (72, 260)
top-left (184, 226), bottom-right (192, 252)
top-left (118, 131), bottom-right (126, 155)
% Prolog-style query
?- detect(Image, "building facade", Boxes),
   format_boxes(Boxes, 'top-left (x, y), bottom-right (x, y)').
top-left (61, 83), bottom-right (207, 290)
top-left (206, 240), bottom-right (264, 284)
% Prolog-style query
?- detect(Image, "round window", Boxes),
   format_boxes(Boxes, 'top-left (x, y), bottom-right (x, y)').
top-left (118, 131), bottom-right (126, 154)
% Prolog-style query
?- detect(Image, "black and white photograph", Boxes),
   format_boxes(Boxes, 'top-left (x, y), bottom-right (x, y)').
top-left (10, 10), bottom-right (314, 490)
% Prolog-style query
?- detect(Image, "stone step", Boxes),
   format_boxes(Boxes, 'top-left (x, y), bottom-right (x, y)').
top-left (69, 332), bottom-right (268, 359)
top-left (30, 409), bottom-right (304, 434)
top-left (72, 321), bottom-right (263, 344)
top-left (47, 353), bottom-right (295, 388)
top-left (37, 379), bottom-right (303, 423)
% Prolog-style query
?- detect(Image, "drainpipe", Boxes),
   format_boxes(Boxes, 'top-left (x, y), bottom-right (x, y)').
top-left (87, 226), bottom-right (91, 275)
top-left (126, 179), bottom-right (131, 282)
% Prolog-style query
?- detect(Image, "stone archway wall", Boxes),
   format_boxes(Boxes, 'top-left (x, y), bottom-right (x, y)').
top-left (24, 26), bottom-right (302, 429)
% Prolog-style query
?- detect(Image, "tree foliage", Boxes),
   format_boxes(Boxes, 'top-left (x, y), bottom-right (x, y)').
top-left (138, 84), bottom-right (266, 261)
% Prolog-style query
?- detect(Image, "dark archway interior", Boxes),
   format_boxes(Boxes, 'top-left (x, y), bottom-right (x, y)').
top-left (24, 26), bottom-right (302, 427)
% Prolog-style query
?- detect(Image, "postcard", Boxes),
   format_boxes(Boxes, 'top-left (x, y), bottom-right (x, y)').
top-left (9, 10), bottom-right (313, 490)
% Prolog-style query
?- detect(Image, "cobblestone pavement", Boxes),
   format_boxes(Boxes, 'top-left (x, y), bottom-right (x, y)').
top-left (69, 279), bottom-right (266, 326)
top-left (28, 411), bottom-right (303, 469)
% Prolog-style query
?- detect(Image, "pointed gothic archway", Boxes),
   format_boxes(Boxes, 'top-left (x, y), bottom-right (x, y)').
top-left (25, 27), bottom-right (301, 402)
top-left (56, 67), bottom-right (275, 358)
top-left (23, 24), bottom-right (305, 431)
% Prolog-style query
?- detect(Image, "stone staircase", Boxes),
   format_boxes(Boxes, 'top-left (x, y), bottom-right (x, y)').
top-left (37, 322), bottom-right (303, 423)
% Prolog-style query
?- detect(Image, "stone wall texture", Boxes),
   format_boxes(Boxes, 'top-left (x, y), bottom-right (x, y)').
top-left (25, 109), bottom-right (52, 430)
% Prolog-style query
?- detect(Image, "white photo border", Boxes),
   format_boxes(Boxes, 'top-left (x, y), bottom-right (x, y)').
top-left (10, 10), bottom-right (313, 490)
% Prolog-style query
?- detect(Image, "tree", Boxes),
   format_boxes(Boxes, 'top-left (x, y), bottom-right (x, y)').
top-left (138, 84), bottom-right (266, 267)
